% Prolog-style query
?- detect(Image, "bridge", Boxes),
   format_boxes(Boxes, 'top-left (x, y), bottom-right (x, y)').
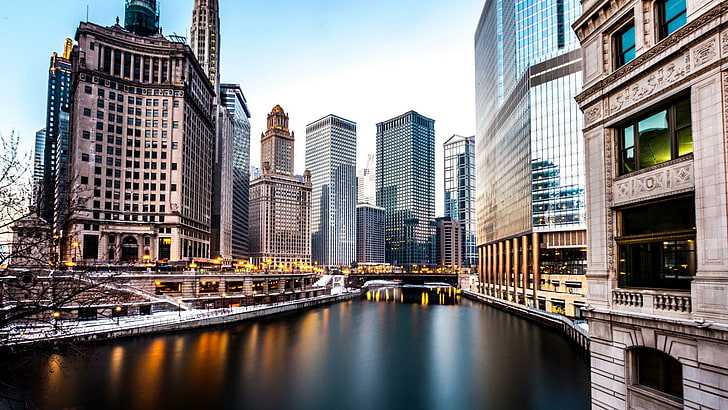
top-left (346, 273), bottom-right (459, 288)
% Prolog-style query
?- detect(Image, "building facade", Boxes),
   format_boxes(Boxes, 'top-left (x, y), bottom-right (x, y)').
top-left (32, 129), bottom-right (46, 206)
top-left (357, 153), bottom-right (376, 205)
top-left (573, 0), bottom-right (728, 407)
top-left (474, 0), bottom-right (588, 317)
top-left (221, 84), bottom-right (252, 261)
top-left (376, 111), bottom-right (435, 266)
top-left (249, 106), bottom-right (312, 269)
top-left (434, 217), bottom-right (464, 268)
top-left (356, 204), bottom-right (385, 264)
top-left (64, 5), bottom-right (216, 264)
top-left (305, 115), bottom-right (357, 267)
top-left (443, 134), bottom-right (477, 269)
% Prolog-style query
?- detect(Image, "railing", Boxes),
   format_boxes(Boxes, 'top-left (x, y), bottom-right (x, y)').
top-left (612, 288), bottom-right (691, 315)
top-left (1, 291), bottom-right (358, 346)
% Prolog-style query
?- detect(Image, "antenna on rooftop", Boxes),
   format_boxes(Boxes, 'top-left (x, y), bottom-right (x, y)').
top-left (86, 5), bottom-right (89, 22)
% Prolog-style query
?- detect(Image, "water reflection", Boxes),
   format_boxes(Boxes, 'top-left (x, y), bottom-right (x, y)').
top-left (0, 298), bottom-right (590, 410)
top-left (364, 285), bottom-right (461, 305)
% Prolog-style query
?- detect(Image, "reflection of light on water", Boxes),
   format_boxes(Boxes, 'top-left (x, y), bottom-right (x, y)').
top-left (107, 346), bottom-right (125, 398)
top-left (364, 286), bottom-right (460, 305)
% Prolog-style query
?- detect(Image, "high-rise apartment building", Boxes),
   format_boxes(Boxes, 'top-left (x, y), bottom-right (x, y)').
top-left (63, 2), bottom-right (216, 263)
top-left (574, 0), bottom-right (728, 407)
top-left (305, 115), bottom-right (357, 267)
top-left (356, 204), bottom-right (385, 264)
top-left (474, 0), bottom-right (587, 316)
top-left (221, 84), bottom-right (252, 261)
top-left (357, 154), bottom-right (376, 205)
top-left (39, 41), bottom-right (73, 229)
top-left (443, 135), bottom-right (476, 268)
top-left (249, 106), bottom-right (312, 269)
top-left (376, 111), bottom-right (435, 266)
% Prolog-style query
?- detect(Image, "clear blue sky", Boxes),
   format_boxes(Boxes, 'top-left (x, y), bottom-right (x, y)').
top-left (0, 0), bottom-right (483, 216)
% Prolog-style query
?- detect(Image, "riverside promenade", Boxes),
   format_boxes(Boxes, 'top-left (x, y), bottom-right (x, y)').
top-left (1, 290), bottom-right (360, 347)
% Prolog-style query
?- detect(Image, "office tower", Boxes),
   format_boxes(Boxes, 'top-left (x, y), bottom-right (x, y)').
top-left (190, 0), bottom-right (220, 92)
top-left (434, 217), bottom-right (464, 268)
top-left (39, 41), bottom-right (73, 228)
top-left (221, 84), bottom-right (252, 261)
top-left (63, 3), bottom-right (216, 263)
top-left (376, 111), bottom-right (435, 266)
top-left (32, 129), bottom-right (46, 206)
top-left (191, 0), bottom-right (231, 261)
top-left (574, 0), bottom-right (728, 407)
top-left (474, 0), bottom-right (587, 316)
top-left (356, 204), bottom-right (385, 264)
top-left (357, 154), bottom-right (376, 205)
top-left (249, 106), bottom-right (312, 269)
top-left (443, 134), bottom-right (476, 268)
top-left (305, 115), bottom-right (357, 267)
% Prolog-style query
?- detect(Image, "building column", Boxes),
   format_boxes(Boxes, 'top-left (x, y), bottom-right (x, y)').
top-left (521, 235), bottom-right (528, 306)
top-left (512, 237), bottom-right (519, 304)
top-left (497, 241), bottom-right (503, 299)
top-left (532, 232), bottom-right (540, 308)
top-left (505, 240), bottom-right (511, 301)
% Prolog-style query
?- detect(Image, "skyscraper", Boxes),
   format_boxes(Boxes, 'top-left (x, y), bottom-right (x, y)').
top-left (305, 115), bottom-right (357, 267)
top-left (376, 111), bottom-right (435, 266)
top-left (63, 3), bottom-right (216, 263)
top-left (191, 0), bottom-right (233, 262)
top-left (357, 154), bottom-right (376, 205)
top-left (39, 41), bottom-right (73, 229)
top-left (443, 134), bottom-right (476, 268)
top-left (249, 106), bottom-right (312, 269)
top-left (32, 129), bottom-right (46, 206)
top-left (434, 217), bottom-right (464, 268)
top-left (221, 84), bottom-right (252, 261)
top-left (356, 204), bottom-right (385, 264)
top-left (475, 0), bottom-right (587, 316)
top-left (190, 0), bottom-right (220, 92)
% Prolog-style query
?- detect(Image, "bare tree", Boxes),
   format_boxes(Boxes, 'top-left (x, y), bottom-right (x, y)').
top-left (0, 130), bottom-right (33, 269)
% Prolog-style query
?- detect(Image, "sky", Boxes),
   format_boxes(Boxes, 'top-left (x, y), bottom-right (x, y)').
top-left (0, 0), bottom-right (483, 216)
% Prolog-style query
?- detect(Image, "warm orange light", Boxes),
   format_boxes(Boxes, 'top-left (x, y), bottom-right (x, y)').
top-left (142, 254), bottom-right (151, 260)
top-left (71, 241), bottom-right (79, 247)
top-left (115, 306), bottom-right (122, 312)
top-left (52, 311), bottom-right (60, 318)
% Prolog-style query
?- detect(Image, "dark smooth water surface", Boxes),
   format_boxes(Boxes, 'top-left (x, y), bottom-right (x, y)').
top-left (1, 295), bottom-right (590, 410)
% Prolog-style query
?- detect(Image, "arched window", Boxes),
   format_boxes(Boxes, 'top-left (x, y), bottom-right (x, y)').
top-left (632, 347), bottom-right (683, 399)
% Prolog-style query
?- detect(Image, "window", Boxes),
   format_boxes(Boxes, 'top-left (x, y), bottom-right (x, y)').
top-left (619, 94), bottom-right (691, 174)
top-left (614, 21), bottom-right (636, 68)
top-left (617, 196), bottom-right (696, 289)
top-left (632, 348), bottom-right (683, 400)
top-left (657, 0), bottom-right (687, 40)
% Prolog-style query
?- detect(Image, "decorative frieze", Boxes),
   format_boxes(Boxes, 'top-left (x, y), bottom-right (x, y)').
top-left (613, 160), bottom-right (693, 206)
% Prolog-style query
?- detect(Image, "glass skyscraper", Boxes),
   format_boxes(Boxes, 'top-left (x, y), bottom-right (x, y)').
top-left (474, 0), bottom-right (587, 316)
top-left (220, 84), bottom-right (252, 261)
top-left (376, 111), bottom-right (435, 266)
top-left (443, 135), bottom-right (476, 268)
top-left (305, 115), bottom-right (357, 267)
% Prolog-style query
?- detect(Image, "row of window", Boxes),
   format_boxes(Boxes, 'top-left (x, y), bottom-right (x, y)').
top-left (614, 0), bottom-right (686, 68)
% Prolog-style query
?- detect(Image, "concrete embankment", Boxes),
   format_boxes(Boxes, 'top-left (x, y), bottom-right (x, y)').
top-left (3, 292), bottom-right (360, 347)
top-left (463, 290), bottom-right (590, 351)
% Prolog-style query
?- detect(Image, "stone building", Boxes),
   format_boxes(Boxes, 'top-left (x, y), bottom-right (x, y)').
top-left (249, 106), bottom-right (312, 269)
top-left (64, 3), bottom-right (215, 264)
top-left (573, 0), bottom-right (728, 407)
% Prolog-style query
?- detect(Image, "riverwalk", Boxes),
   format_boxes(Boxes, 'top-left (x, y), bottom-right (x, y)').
top-left (0, 290), bottom-right (360, 347)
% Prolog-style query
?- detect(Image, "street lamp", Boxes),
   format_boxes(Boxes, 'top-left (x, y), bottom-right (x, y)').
top-left (52, 311), bottom-right (60, 331)
top-left (114, 306), bottom-right (122, 325)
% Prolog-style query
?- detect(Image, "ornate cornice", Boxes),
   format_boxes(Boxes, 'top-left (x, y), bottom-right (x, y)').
top-left (576, 1), bottom-right (728, 106)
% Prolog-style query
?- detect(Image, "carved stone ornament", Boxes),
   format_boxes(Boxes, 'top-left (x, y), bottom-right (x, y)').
top-left (584, 104), bottom-right (602, 126)
top-left (693, 38), bottom-right (717, 67)
top-left (609, 53), bottom-right (690, 113)
top-left (613, 160), bottom-right (694, 206)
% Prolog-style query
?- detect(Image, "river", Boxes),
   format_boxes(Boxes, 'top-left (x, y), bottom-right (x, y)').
top-left (0, 288), bottom-right (590, 409)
